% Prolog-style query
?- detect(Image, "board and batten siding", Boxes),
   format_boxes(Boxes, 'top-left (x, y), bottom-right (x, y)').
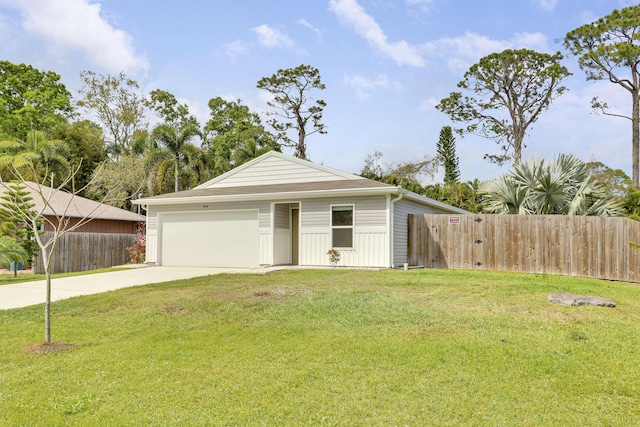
top-left (207, 155), bottom-right (361, 188)
top-left (393, 198), bottom-right (441, 267)
top-left (273, 203), bottom-right (292, 265)
top-left (145, 201), bottom-right (271, 264)
top-left (299, 196), bottom-right (389, 267)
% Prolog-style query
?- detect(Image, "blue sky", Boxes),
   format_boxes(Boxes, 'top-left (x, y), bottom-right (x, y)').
top-left (0, 0), bottom-right (637, 183)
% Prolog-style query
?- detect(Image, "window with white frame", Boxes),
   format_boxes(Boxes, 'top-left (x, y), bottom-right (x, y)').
top-left (331, 205), bottom-right (353, 248)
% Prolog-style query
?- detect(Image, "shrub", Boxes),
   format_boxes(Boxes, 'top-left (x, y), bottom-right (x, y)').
top-left (125, 223), bottom-right (146, 264)
top-left (327, 248), bottom-right (341, 266)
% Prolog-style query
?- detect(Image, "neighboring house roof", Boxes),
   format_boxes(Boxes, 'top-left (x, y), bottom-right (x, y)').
top-left (0, 181), bottom-right (145, 222)
top-left (134, 151), bottom-right (468, 214)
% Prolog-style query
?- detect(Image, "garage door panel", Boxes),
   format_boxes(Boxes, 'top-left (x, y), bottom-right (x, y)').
top-left (160, 210), bottom-right (258, 267)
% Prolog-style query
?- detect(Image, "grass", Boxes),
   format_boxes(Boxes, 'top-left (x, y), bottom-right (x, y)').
top-left (0, 267), bottom-right (132, 286)
top-left (1, 268), bottom-right (639, 426)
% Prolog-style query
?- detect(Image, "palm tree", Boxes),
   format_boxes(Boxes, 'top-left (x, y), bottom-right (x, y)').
top-left (424, 181), bottom-right (483, 213)
top-left (0, 130), bottom-right (70, 182)
top-left (0, 236), bottom-right (29, 273)
top-left (182, 143), bottom-right (211, 186)
top-left (479, 153), bottom-right (624, 216)
top-left (149, 123), bottom-right (201, 192)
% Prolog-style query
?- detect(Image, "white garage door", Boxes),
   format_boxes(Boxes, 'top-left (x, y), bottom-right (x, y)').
top-left (160, 210), bottom-right (259, 268)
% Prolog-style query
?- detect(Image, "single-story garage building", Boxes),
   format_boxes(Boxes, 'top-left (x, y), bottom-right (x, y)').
top-left (134, 151), bottom-right (467, 268)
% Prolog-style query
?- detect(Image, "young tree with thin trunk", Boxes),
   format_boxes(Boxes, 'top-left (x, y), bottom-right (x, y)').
top-left (564, 4), bottom-right (640, 188)
top-left (0, 163), bottom-right (127, 344)
top-left (437, 49), bottom-right (571, 165)
top-left (257, 64), bottom-right (326, 160)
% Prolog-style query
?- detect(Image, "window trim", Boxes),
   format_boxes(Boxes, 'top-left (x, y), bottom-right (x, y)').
top-left (330, 204), bottom-right (354, 249)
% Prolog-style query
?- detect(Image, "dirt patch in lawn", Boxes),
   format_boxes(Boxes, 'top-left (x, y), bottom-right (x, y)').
top-left (21, 342), bottom-right (75, 355)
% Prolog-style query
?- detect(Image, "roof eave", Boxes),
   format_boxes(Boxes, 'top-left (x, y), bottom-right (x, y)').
top-left (400, 189), bottom-right (470, 214)
top-left (134, 186), bottom-right (399, 206)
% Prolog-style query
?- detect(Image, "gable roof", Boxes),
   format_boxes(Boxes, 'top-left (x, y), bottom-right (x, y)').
top-left (195, 151), bottom-right (364, 189)
top-left (0, 181), bottom-right (145, 222)
top-left (135, 152), bottom-right (468, 214)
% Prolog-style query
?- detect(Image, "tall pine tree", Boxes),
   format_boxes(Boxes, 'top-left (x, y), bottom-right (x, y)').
top-left (437, 126), bottom-right (461, 184)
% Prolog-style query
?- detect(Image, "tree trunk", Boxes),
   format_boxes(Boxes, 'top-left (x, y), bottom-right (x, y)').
top-left (296, 112), bottom-right (306, 160)
top-left (633, 89), bottom-right (639, 188)
top-left (174, 156), bottom-right (180, 193)
top-left (44, 253), bottom-right (51, 343)
top-left (512, 125), bottom-right (526, 165)
top-left (513, 140), bottom-right (522, 165)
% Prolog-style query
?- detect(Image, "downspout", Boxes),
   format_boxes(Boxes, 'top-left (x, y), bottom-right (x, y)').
top-left (389, 191), bottom-right (404, 268)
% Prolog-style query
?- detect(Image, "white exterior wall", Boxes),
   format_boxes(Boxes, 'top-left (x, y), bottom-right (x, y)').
top-left (299, 196), bottom-right (389, 268)
top-left (145, 213), bottom-right (159, 263)
top-left (272, 204), bottom-right (290, 264)
top-left (273, 229), bottom-right (291, 265)
top-left (145, 194), bottom-right (447, 269)
top-left (393, 198), bottom-right (440, 267)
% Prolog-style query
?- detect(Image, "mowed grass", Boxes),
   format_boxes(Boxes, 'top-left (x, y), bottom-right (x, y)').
top-left (0, 267), bottom-right (131, 286)
top-left (1, 268), bottom-right (639, 426)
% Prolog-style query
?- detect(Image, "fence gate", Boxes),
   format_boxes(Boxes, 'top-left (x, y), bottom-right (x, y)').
top-left (407, 214), bottom-right (640, 283)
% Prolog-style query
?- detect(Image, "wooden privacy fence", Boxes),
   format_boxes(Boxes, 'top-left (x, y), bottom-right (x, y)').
top-left (32, 232), bottom-right (137, 274)
top-left (408, 214), bottom-right (640, 283)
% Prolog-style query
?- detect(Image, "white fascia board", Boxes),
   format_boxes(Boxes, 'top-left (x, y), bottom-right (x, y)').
top-left (135, 186), bottom-right (398, 206)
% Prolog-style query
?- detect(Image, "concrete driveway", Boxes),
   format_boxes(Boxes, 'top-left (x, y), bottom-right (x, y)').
top-left (0, 266), bottom-right (261, 310)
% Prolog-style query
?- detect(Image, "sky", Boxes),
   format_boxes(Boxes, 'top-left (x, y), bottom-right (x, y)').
top-left (0, 0), bottom-right (637, 184)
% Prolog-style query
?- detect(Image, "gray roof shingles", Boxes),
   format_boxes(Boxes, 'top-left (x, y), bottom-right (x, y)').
top-left (0, 181), bottom-right (145, 222)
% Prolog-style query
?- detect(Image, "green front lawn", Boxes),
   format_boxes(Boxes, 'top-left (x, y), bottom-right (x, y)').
top-left (0, 267), bottom-right (132, 286)
top-left (1, 269), bottom-right (639, 426)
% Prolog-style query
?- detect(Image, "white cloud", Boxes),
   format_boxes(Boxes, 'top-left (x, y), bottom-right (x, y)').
top-left (251, 24), bottom-right (294, 49)
top-left (328, 0), bottom-right (425, 67)
top-left (11, 0), bottom-right (147, 73)
top-left (224, 40), bottom-right (250, 58)
top-left (534, 0), bottom-right (558, 11)
top-left (253, 90), bottom-right (277, 122)
top-left (419, 97), bottom-right (439, 111)
top-left (297, 18), bottom-right (323, 38)
top-left (0, 12), bottom-right (10, 39)
top-left (344, 74), bottom-right (401, 99)
top-left (423, 31), bottom-right (551, 75)
top-left (578, 10), bottom-right (599, 25)
top-left (512, 32), bottom-right (550, 51)
top-left (405, 0), bottom-right (434, 13)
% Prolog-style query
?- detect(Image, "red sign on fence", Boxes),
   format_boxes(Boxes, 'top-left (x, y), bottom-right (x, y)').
top-left (449, 216), bottom-right (460, 225)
